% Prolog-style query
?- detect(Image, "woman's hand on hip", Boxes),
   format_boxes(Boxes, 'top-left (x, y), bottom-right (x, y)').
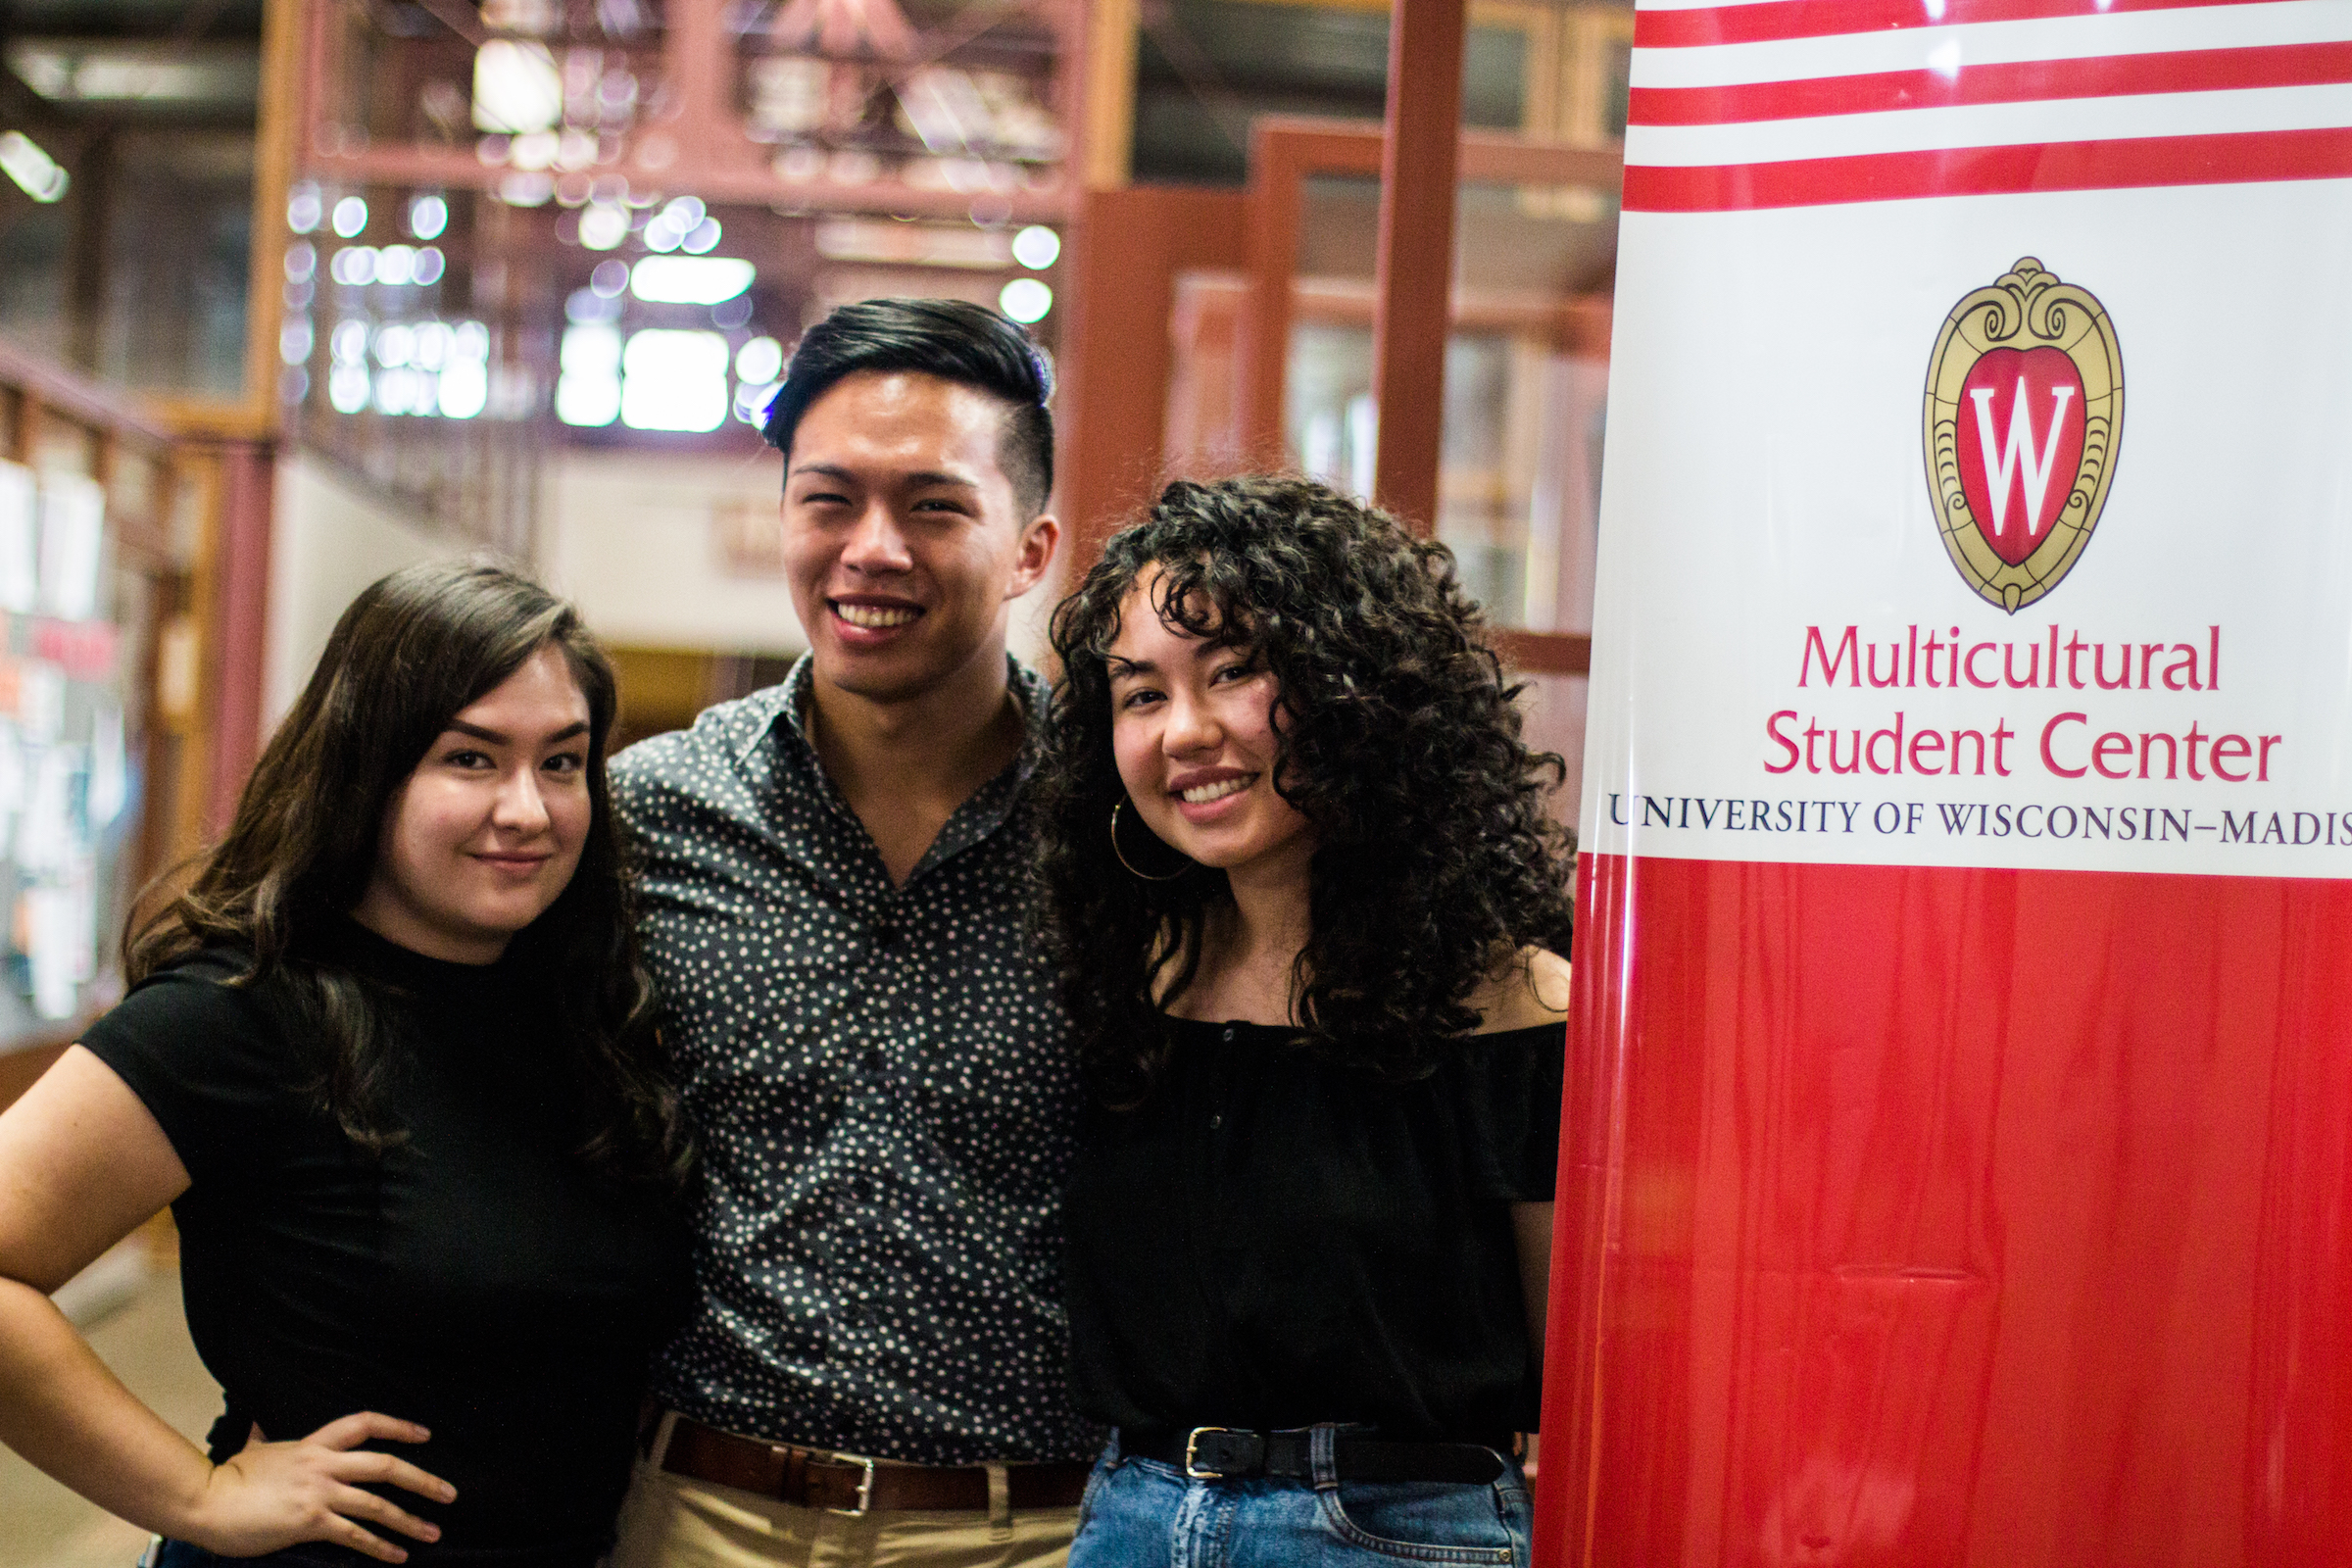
top-left (0, 1055), bottom-right (450, 1561)
top-left (182, 1413), bottom-right (455, 1564)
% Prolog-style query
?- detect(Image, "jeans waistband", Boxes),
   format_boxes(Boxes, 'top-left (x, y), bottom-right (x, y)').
top-left (1114, 1425), bottom-right (1509, 1486)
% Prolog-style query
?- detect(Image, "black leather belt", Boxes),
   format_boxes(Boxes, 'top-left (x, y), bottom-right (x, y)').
top-left (1124, 1427), bottom-right (1504, 1486)
top-left (655, 1414), bottom-right (1090, 1515)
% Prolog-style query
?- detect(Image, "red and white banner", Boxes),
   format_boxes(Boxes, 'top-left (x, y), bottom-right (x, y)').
top-left (1537, 3), bottom-right (2352, 1561)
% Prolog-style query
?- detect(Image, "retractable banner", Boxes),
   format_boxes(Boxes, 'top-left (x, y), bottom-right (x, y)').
top-left (1536, 2), bottom-right (2352, 1562)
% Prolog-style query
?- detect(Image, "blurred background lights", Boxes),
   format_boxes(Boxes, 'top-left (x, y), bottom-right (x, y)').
top-left (735, 336), bottom-right (784, 384)
top-left (473, 39), bottom-right (562, 135)
top-left (558, 377), bottom-right (620, 427)
top-left (304, 317), bottom-right (491, 421)
top-left (621, 329), bottom-right (729, 432)
top-left (328, 363), bottom-right (371, 414)
top-left (562, 323), bottom-right (622, 375)
top-left (498, 172), bottom-right (555, 207)
top-left (322, 244), bottom-right (440, 289)
top-left (1010, 224), bottom-right (1060, 270)
top-left (643, 196), bottom-right (709, 254)
top-left (438, 360), bottom-right (488, 419)
top-left (331, 196), bottom-right (368, 238)
top-left (579, 203), bottom-right (629, 250)
top-left (0, 131), bottom-right (70, 203)
top-left (733, 381), bottom-right (779, 426)
top-left (373, 366), bottom-right (433, 416)
top-left (286, 180), bottom-right (322, 234)
top-left (374, 323), bottom-right (416, 368)
top-left (408, 194), bottom-right (449, 240)
top-left (283, 242), bottom-right (316, 283)
top-left (630, 256), bottom-right (754, 306)
top-left (999, 277), bottom-right (1052, 323)
top-left (589, 259), bottom-right (630, 297)
top-left (558, 322), bottom-right (623, 427)
top-left (565, 286), bottom-right (623, 324)
top-left (511, 129), bottom-right (560, 172)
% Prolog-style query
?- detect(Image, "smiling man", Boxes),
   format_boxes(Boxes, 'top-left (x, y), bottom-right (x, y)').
top-left (607, 301), bottom-right (1093, 1568)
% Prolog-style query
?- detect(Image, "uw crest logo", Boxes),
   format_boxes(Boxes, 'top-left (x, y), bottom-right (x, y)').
top-left (1923, 257), bottom-right (2123, 613)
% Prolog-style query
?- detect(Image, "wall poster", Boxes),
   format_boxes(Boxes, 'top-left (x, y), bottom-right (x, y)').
top-left (0, 461), bottom-right (129, 1036)
top-left (1538, 1), bottom-right (2352, 1561)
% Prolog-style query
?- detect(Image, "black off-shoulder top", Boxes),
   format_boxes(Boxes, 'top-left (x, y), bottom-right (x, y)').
top-left (1063, 1015), bottom-right (1566, 1447)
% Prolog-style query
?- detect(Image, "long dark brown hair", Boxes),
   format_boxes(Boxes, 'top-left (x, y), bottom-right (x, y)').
top-left (127, 559), bottom-right (690, 1187)
top-left (1035, 475), bottom-right (1577, 1104)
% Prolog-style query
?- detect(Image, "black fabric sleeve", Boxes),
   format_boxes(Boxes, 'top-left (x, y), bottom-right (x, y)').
top-left (78, 961), bottom-right (309, 1187)
top-left (1456, 1022), bottom-right (1569, 1203)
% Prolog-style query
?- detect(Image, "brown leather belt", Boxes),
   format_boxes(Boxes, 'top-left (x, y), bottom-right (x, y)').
top-left (656, 1414), bottom-right (1091, 1516)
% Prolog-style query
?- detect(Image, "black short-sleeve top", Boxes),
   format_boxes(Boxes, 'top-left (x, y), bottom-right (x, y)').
top-left (1062, 1016), bottom-right (1565, 1446)
top-left (77, 923), bottom-right (692, 1568)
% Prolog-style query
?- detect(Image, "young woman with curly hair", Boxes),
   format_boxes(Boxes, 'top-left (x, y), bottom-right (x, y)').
top-left (0, 561), bottom-right (693, 1567)
top-left (1035, 474), bottom-right (1576, 1567)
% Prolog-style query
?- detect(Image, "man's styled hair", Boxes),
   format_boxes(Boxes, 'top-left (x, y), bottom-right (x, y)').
top-left (761, 298), bottom-right (1055, 517)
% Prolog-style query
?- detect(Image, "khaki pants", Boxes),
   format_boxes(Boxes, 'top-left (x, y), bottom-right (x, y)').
top-left (607, 1452), bottom-right (1080, 1568)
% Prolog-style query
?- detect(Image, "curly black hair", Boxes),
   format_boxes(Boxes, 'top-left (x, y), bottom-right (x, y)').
top-left (1036, 473), bottom-right (1576, 1103)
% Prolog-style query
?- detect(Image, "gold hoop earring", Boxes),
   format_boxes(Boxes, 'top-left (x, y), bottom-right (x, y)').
top-left (1111, 800), bottom-right (1189, 882)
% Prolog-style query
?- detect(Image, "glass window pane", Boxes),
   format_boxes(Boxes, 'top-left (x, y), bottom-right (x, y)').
top-left (1282, 168), bottom-right (1616, 635)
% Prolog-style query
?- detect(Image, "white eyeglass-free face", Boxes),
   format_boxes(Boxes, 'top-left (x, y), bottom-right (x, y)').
top-left (354, 643), bottom-right (595, 965)
top-left (1105, 571), bottom-right (1316, 884)
top-left (781, 368), bottom-right (1056, 708)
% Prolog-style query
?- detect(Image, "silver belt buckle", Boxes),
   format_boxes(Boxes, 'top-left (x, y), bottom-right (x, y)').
top-left (1184, 1426), bottom-right (1242, 1480)
top-left (826, 1451), bottom-right (878, 1516)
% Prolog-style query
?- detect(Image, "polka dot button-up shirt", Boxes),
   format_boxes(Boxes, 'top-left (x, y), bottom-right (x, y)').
top-left (612, 656), bottom-right (1098, 1464)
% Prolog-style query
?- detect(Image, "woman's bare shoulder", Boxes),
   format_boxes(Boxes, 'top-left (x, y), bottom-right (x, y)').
top-left (1471, 946), bottom-right (1571, 1034)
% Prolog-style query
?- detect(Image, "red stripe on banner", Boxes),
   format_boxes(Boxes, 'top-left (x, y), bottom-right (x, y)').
top-left (1628, 40), bottom-right (2352, 123)
top-left (1638, 0), bottom-right (2258, 50)
top-left (1533, 852), bottom-right (2352, 1564)
top-left (1622, 123), bottom-right (2352, 207)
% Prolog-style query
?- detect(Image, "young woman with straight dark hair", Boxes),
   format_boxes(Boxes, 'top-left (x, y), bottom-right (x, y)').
top-left (0, 560), bottom-right (693, 1567)
top-left (1035, 475), bottom-right (1576, 1567)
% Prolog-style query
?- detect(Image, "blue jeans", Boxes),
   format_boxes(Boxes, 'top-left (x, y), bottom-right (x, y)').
top-left (1069, 1428), bottom-right (1531, 1567)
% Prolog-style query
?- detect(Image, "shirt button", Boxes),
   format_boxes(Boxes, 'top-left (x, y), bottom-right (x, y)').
top-left (1209, 1114), bottom-right (1223, 1130)
top-left (1221, 1026), bottom-right (1236, 1043)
